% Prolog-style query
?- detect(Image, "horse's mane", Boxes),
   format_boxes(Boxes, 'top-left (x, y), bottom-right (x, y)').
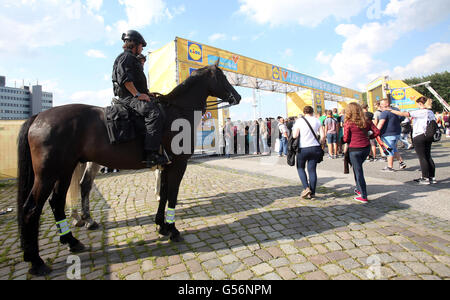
top-left (156, 66), bottom-right (211, 102)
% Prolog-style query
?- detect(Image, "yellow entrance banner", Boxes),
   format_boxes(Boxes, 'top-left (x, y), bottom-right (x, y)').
top-left (176, 37), bottom-right (362, 98)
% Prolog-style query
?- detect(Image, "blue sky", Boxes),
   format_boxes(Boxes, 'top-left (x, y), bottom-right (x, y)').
top-left (0, 0), bottom-right (449, 121)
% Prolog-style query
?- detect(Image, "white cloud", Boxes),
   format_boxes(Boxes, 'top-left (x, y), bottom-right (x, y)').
top-left (69, 88), bottom-right (113, 107)
top-left (86, 0), bottom-right (103, 12)
top-left (238, 0), bottom-right (370, 27)
top-left (384, 0), bottom-right (450, 32)
top-left (85, 49), bottom-right (106, 58)
top-left (0, 0), bottom-right (107, 56)
top-left (391, 43), bottom-right (450, 79)
top-left (114, 0), bottom-right (185, 34)
top-left (317, 0), bottom-right (450, 89)
top-left (316, 51), bottom-right (332, 65)
top-left (209, 33), bottom-right (227, 43)
top-left (251, 32), bottom-right (265, 41)
top-left (281, 48), bottom-right (293, 58)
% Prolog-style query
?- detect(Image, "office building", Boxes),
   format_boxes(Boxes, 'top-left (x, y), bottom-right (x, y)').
top-left (0, 75), bottom-right (53, 120)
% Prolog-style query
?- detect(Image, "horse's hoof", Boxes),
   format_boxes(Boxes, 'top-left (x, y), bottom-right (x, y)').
top-left (69, 241), bottom-right (86, 253)
top-left (170, 233), bottom-right (184, 243)
top-left (73, 219), bottom-right (85, 227)
top-left (86, 221), bottom-right (99, 230)
top-left (29, 263), bottom-right (52, 276)
top-left (158, 224), bottom-right (170, 236)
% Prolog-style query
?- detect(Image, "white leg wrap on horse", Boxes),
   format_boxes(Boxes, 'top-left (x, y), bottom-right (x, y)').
top-left (166, 208), bottom-right (175, 224)
top-left (56, 219), bottom-right (71, 236)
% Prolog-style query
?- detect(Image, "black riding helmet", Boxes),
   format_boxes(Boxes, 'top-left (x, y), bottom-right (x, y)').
top-left (121, 30), bottom-right (147, 47)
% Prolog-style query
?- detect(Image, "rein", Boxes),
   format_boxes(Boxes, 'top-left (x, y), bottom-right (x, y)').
top-left (155, 93), bottom-right (236, 112)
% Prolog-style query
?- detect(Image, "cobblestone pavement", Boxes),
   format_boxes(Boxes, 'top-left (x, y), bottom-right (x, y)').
top-left (0, 162), bottom-right (449, 280)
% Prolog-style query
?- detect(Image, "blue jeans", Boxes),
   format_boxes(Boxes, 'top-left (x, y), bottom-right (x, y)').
top-left (381, 135), bottom-right (400, 157)
top-left (349, 147), bottom-right (371, 199)
top-left (279, 137), bottom-right (288, 155)
top-left (296, 146), bottom-right (322, 195)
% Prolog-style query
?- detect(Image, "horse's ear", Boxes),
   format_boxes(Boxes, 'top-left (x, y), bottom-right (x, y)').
top-left (214, 59), bottom-right (220, 68)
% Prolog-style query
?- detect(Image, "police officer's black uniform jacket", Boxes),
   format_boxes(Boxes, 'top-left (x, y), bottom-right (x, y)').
top-left (112, 49), bottom-right (162, 152)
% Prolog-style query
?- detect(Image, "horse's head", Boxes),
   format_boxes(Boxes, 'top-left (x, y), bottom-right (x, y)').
top-left (196, 62), bottom-right (241, 108)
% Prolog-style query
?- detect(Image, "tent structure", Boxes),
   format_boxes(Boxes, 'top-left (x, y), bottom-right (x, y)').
top-left (366, 76), bottom-right (449, 112)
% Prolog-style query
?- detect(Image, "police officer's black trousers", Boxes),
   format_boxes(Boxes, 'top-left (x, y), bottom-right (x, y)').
top-left (126, 97), bottom-right (163, 152)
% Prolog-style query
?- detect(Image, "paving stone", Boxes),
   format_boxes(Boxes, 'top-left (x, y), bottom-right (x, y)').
top-left (292, 262), bottom-right (317, 274)
top-left (166, 263), bottom-right (187, 276)
top-left (425, 263), bottom-right (450, 277)
top-left (338, 258), bottom-right (361, 271)
top-left (321, 264), bottom-right (345, 276)
top-left (333, 273), bottom-right (360, 280)
top-left (143, 269), bottom-right (162, 280)
top-left (210, 268), bottom-right (227, 280)
top-left (326, 251), bottom-right (350, 262)
top-left (405, 262), bottom-right (432, 275)
top-left (309, 255), bottom-right (330, 266)
top-left (125, 272), bottom-right (142, 280)
top-left (388, 262), bottom-right (415, 277)
top-left (269, 257), bottom-right (290, 268)
top-left (262, 272), bottom-right (282, 280)
top-left (280, 244), bottom-right (298, 255)
top-left (300, 247), bottom-right (319, 257)
top-left (252, 263), bottom-right (274, 276)
top-left (390, 252), bottom-right (419, 262)
top-left (243, 256), bottom-right (262, 267)
top-left (276, 267), bottom-right (297, 280)
top-left (232, 270), bottom-right (253, 280)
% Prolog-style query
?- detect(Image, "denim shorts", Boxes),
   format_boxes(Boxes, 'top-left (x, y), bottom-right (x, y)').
top-left (327, 133), bottom-right (337, 144)
top-left (381, 135), bottom-right (400, 157)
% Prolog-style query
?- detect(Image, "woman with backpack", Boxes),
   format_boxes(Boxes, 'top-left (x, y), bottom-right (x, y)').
top-left (385, 97), bottom-right (437, 185)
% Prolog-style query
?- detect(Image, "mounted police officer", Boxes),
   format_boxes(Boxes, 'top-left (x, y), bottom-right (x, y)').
top-left (112, 30), bottom-right (168, 167)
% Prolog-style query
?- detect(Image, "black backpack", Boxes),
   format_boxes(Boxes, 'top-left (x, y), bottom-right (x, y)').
top-left (424, 119), bottom-right (441, 142)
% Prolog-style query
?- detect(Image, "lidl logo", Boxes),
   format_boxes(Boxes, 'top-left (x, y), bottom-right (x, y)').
top-left (272, 66), bottom-right (280, 80)
top-left (188, 42), bottom-right (203, 62)
top-left (391, 89), bottom-right (406, 100)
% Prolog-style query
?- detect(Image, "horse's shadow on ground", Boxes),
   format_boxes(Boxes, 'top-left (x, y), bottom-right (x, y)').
top-left (71, 176), bottom-right (436, 279)
top-left (43, 169), bottom-right (446, 279)
top-left (89, 198), bottom-right (407, 279)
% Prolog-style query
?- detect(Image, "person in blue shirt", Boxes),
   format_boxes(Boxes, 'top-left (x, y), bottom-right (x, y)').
top-left (377, 98), bottom-right (407, 172)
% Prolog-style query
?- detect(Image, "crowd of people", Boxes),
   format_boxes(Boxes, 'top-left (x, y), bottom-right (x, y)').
top-left (221, 96), bottom-right (446, 204)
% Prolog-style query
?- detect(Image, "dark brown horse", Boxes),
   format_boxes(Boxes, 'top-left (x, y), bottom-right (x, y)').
top-left (17, 64), bottom-right (241, 276)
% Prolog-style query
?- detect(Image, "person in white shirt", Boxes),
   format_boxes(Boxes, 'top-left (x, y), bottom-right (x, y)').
top-left (278, 117), bottom-right (289, 157)
top-left (385, 97), bottom-right (437, 185)
top-left (292, 106), bottom-right (325, 199)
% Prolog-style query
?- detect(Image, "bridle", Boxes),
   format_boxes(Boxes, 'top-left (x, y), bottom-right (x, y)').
top-left (205, 93), bottom-right (238, 111)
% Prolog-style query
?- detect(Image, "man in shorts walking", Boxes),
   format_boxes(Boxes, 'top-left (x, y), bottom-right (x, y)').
top-left (377, 98), bottom-right (407, 172)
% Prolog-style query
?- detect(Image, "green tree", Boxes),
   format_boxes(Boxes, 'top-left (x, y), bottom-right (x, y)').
top-left (403, 71), bottom-right (450, 112)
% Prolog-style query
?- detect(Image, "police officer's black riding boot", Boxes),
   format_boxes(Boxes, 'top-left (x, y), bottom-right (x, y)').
top-left (143, 150), bottom-right (169, 168)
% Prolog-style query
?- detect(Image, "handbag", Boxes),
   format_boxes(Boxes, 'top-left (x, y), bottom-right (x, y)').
top-left (302, 116), bottom-right (324, 163)
top-left (286, 135), bottom-right (299, 166)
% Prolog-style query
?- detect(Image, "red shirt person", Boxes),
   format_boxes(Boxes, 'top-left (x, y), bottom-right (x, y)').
top-left (343, 103), bottom-right (380, 203)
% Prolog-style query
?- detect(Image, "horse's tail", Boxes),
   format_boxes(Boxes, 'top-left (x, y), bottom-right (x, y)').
top-left (17, 115), bottom-right (37, 247)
